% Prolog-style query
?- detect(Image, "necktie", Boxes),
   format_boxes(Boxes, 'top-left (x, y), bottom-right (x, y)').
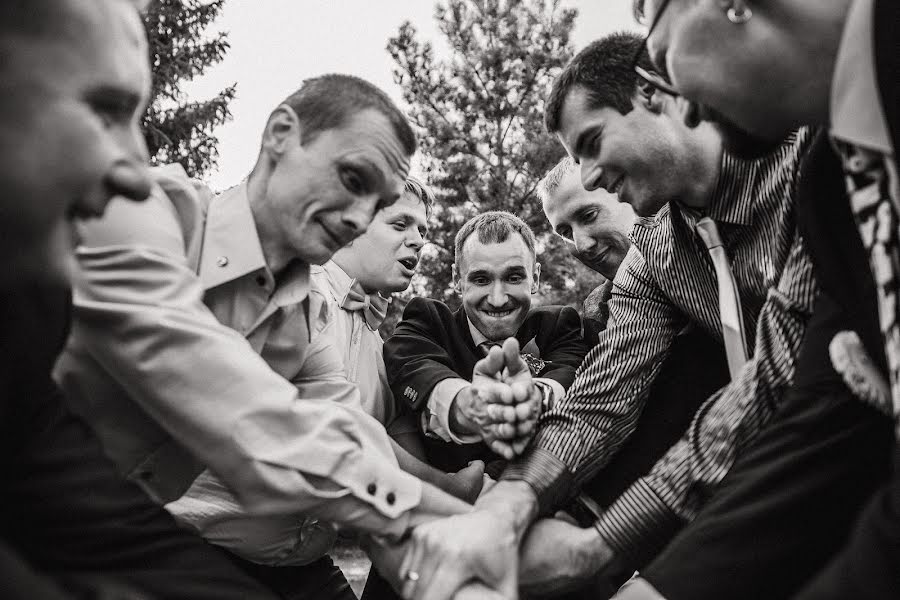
top-left (838, 140), bottom-right (900, 420)
top-left (340, 279), bottom-right (389, 331)
top-left (695, 216), bottom-right (749, 379)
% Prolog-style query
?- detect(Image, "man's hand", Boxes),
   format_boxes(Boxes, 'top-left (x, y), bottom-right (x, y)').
top-left (368, 509), bottom-right (519, 600)
top-left (454, 338), bottom-right (543, 459)
top-left (519, 518), bottom-right (615, 597)
top-left (493, 338), bottom-right (542, 455)
top-left (449, 339), bottom-right (526, 458)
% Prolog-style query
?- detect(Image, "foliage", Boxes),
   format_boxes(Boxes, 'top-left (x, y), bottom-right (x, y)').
top-left (142, 0), bottom-right (235, 178)
top-left (385, 0), bottom-right (603, 329)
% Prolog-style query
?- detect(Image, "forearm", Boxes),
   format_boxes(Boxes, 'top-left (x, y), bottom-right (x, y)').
top-left (475, 480), bottom-right (540, 540)
top-left (403, 481), bottom-right (474, 529)
top-left (594, 283), bottom-right (819, 568)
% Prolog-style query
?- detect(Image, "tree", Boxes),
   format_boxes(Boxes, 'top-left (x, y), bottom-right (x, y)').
top-left (142, 0), bottom-right (235, 179)
top-left (386, 0), bottom-right (603, 324)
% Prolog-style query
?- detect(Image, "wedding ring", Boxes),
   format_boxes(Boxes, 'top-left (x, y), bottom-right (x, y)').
top-left (405, 570), bottom-right (420, 582)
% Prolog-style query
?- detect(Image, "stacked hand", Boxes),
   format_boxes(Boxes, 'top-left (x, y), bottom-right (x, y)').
top-left (463, 337), bottom-right (542, 459)
top-left (365, 508), bottom-right (518, 600)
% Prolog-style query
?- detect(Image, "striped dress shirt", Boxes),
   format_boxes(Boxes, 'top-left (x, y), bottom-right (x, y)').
top-left (503, 128), bottom-right (817, 565)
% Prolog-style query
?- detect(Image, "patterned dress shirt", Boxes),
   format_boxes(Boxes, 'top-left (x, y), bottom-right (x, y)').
top-left (503, 129), bottom-right (818, 563)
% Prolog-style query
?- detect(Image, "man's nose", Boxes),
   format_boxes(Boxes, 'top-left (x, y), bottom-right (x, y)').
top-left (580, 159), bottom-right (604, 192)
top-left (407, 227), bottom-right (425, 250)
top-left (106, 161), bottom-right (152, 203)
top-left (487, 282), bottom-right (508, 306)
top-left (573, 228), bottom-right (598, 256)
top-left (340, 196), bottom-right (379, 237)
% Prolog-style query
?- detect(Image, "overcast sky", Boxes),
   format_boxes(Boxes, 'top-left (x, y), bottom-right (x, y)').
top-left (182, 1), bottom-right (640, 190)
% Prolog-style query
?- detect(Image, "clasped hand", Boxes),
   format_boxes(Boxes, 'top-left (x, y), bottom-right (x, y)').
top-left (461, 337), bottom-right (542, 460)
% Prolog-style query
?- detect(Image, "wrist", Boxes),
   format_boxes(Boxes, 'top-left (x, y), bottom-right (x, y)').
top-left (533, 380), bottom-right (554, 414)
top-left (448, 386), bottom-right (476, 436)
top-left (476, 480), bottom-right (539, 539)
top-left (586, 526), bottom-right (615, 569)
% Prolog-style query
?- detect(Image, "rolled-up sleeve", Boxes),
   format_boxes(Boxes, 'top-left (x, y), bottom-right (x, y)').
top-left (65, 185), bottom-right (421, 537)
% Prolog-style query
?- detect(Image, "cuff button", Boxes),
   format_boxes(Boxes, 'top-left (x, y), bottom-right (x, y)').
top-left (386, 492), bottom-right (396, 505)
top-left (367, 483), bottom-right (377, 495)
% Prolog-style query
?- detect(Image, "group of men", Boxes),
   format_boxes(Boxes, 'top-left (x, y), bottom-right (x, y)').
top-left (1, 0), bottom-right (898, 599)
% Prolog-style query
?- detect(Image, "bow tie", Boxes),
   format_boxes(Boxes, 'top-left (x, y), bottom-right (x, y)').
top-left (340, 279), bottom-right (389, 331)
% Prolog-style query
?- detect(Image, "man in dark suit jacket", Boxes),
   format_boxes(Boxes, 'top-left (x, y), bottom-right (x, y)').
top-left (612, 1), bottom-right (900, 598)
top-left (385, 211), bottom-right (590, 473)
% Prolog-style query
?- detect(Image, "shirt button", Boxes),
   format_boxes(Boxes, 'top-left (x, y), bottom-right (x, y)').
top-left (386, 492), bottom-right (396, 505)
top-left (367, 483), bottom-right (377, 495)
top-left (216, 256), bottom-right (229, 267)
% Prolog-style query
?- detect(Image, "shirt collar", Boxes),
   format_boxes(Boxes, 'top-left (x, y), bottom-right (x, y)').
top-left (467, 316), bottom-right (490, 347)
top-left (830, 0), bottom-right (894, 155)
top-left (677, 147), bottom-right (754, 227)
top-left (198, 180), bottom-right (310, 304)
top-left (678, 130), bottom-right (803, 228)
top-left (314, 260), bottom-right (354, 303)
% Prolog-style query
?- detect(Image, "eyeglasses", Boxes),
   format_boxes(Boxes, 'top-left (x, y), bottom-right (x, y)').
top-left (630, 0), bottom-right (680, 97)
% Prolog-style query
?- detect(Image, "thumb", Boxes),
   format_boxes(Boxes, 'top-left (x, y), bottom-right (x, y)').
top-left (473, 346), bottom-right (505, 378)
top-left (502, 337), bottom-right (527, 375)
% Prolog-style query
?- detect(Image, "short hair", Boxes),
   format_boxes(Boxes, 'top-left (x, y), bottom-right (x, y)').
top-left (537, 156), bottom-right (576, 205)
top-left (544, 32), bottom-right (655, 133)
top-left (281, 74), bottom-right (416, 156)
top-left (403, 175), bottom-right (435, 219)
top-left (454, 211), bottom-right (537, 273)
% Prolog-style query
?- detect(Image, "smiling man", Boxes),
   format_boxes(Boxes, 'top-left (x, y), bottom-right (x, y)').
top-left (0, 0), bottom-right (283, 598)
top-left (539, 156), bottom-right (635, 283)
top-left (55, 74), bottom-right (478, 598)
top-left (394, 33), bottom-right (819, 600)
top-left (384, 211), bottom-right (589, 475)
top-left (602, 1), bottom-right (900, 599)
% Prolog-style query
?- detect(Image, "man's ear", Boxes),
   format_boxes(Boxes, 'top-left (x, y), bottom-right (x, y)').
top-left (636, 85), bottom-right (665, 115)
top-left (261, 104), bottom-right (301, 156)
top-left (531, 262), bottom-right (541, 294)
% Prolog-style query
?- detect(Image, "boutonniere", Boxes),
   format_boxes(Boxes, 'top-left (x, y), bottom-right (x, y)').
top-left (520, 338), bottom-right (546, 375)
top-left (829, 330), bottom-right (890, 410)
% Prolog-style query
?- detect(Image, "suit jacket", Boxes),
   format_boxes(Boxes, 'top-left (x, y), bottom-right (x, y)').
top-left (644, 5), bottom-right (900, 594)
top-left (384, 298), bottom-right (588, 471)
top-left (793, 2), bottom-right (900, 596)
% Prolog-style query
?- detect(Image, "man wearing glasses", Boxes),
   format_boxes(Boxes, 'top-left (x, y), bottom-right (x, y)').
top-left (609, 1), bottom-right (900, 599)
top-left (384, 31), bottom-right (817, 599)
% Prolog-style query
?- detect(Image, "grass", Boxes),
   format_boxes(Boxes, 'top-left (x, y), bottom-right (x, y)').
top-left (332, 541), bottom-right (372, 598)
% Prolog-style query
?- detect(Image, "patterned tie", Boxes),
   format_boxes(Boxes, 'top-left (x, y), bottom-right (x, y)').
top-left (695, 216), bottom-right (749, 379)
top-left (340, 279), bottom-right (389, 331)
top-left (838, 140), bottom-right (900, 419)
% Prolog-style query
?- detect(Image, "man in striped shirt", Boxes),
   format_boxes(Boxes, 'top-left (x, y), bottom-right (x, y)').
top-left (393, 32), bottom-right (817, 599)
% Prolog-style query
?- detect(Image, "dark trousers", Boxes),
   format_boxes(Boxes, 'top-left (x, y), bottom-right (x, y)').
top-left (228, 553), bottom-right (356, 600)
top-left (794, 442), bottom-right (900, 600)
top-left (0, 388), bottom-right (279, 599)
top-left (642, 293), bottom-right (896, 600)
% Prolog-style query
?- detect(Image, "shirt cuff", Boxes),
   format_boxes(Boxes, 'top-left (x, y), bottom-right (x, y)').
top-left (534, 377), bottom-right (565, 407)
top-left (594, 478), bottom-right (684, 570)
top-left (500, 446), bottom-right (575, 515)
top-left (424, 378), bottom-right (482, 444)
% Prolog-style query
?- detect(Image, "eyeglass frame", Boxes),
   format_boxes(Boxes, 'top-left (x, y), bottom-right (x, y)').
top-left (629, 0), bottom-right (680, 97)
